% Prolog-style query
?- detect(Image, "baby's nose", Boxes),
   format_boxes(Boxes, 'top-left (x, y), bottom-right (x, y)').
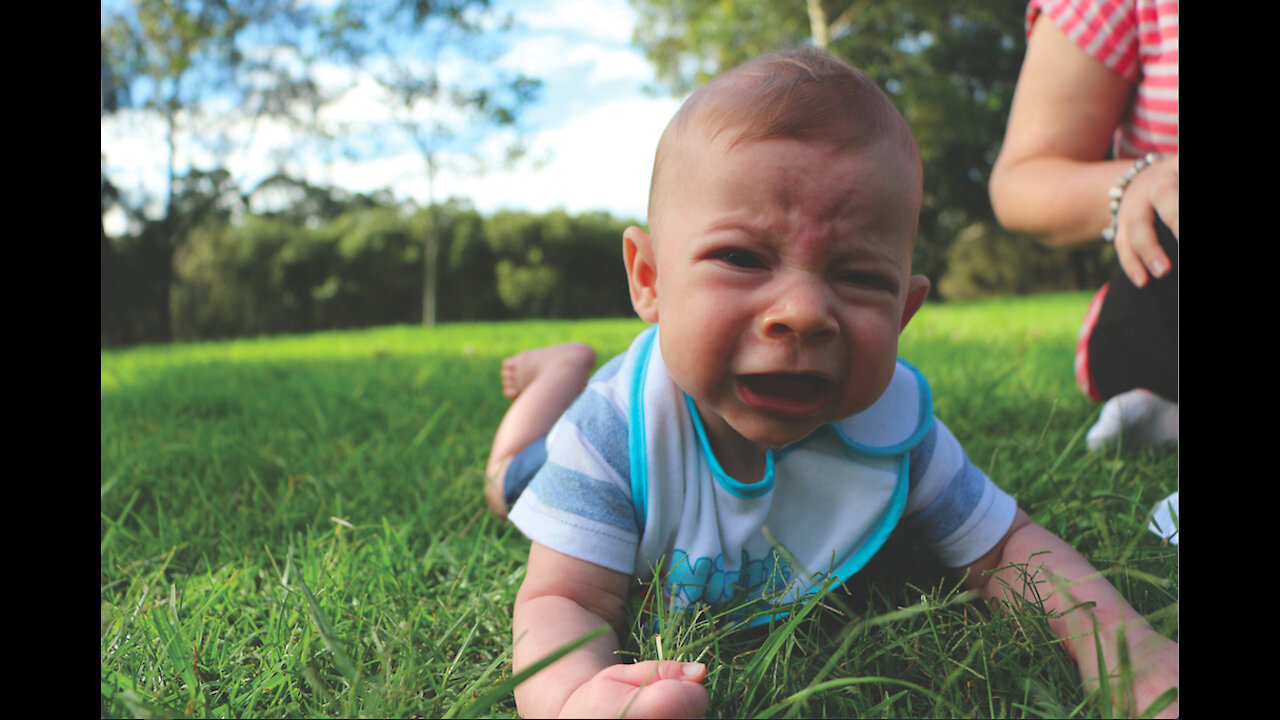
top-left (761, 280), bottom-right (838, 342)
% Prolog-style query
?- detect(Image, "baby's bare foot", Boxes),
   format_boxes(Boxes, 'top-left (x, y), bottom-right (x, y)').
top-left (499, 356), bottom-right (525, 399)
top-left (500, 343), bottom-right (596, 400)
top-left (486, 343), bottom-right (597, 518)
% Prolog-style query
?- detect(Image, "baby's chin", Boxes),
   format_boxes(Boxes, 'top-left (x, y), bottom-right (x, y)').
top-left (726, 413), bottom-right (829, 451)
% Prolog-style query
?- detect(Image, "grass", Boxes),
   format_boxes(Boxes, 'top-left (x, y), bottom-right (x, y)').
top-left (100, 292), bottom-right (1178, 718)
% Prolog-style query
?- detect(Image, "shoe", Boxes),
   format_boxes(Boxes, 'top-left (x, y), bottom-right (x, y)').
top-left (1147, 490), bottom-right (1178, 545)
top-left (1086, 389), bottom-right (1178, 452)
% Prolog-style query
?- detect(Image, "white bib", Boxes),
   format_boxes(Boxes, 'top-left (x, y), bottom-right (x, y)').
top-left (623, 326), bottom-right (933, 621)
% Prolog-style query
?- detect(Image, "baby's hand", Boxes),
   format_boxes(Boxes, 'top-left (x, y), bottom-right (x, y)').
top-left (559, 660), bottom-right (709, 719)
top-left (1128, 633), bottom-right (1178, 719)
top-left (1079, 630), bottom-right (1178, 719)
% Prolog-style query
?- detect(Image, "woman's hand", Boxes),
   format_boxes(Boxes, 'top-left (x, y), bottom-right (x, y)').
top-left (1113, 155), bottom-right (1178, 287)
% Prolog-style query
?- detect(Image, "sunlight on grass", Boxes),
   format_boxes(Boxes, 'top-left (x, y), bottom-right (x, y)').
top-left (101, 293), bottom-right (1176, 718)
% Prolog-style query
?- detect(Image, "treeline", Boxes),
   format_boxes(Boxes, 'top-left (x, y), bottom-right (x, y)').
top-left (101, 173), bottom-right (634, 347)
top-left (102, 171), bottom-right (1113, 348)
top-left (101, 1), bottom-right (1118, 349)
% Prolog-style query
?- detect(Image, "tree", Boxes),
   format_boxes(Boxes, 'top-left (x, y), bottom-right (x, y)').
top-left (316, 0), bottom-right (542, 326)
top-left (103, 0), bottom-right (545, 342)
top-left (101, 0), bottom-right (326, 342)
top-left (628, 0), bottom-right (1030, 294)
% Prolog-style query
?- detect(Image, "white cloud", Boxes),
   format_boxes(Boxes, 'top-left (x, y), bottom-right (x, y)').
top-left (513, 0), bottom-right (636, 44)
top-left (100, 0), bottom-right (684, 232)
top-left (584, 50), bottom-right (653, 85)
top-left (432, 94), bottom-right (682, 221)
top-left (499, 0), bottom-right (651, 89)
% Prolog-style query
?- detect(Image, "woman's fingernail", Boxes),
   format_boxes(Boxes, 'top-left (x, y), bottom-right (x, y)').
top-left (683, 662), bottom-right (705, 678)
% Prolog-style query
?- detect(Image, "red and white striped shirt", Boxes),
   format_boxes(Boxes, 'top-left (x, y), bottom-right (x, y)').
top-left (1028, 0), bottom-right (1178, 158)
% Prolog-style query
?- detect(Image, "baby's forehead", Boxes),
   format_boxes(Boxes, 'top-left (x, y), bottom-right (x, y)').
top-left (654, 134), bottom-right (921, 260)
top-left (676, 54), bottom-right (910, 152)
top-left (655, 114), bottom-right (921, 217)
top-left (647, 49), bottom-right (920, 226)
top-left (675, 114), bottom-right (912, 166)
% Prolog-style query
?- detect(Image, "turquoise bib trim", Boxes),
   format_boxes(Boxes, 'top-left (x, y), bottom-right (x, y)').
top-left (628, 326), bottom-right (657, 529)
top-left (629, 325), bottom-right (927, 599)
top-left (828, 452), bottom-right (909, 579)
top-left (740, 452), bottom-right (910, 627)
top-left (830, 358), bottom-right (934, 457)
top-left (684, 394), bottom-right (776, 499)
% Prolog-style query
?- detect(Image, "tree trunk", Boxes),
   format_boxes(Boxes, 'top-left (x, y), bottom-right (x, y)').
top-left (422, 206), bottom-right (439, 326)
top-left (421, 158), bottom-right (439, 326)
top-left (807, 0), bottom-right (829, 48)
top-left (158, 102), bottom-right (178, 342)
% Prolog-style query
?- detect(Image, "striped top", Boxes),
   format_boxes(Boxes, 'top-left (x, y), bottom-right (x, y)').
top-left (508, 327), bottom-right (1018, 618)
top-left (1029, 0), bottom-right (1178, 157)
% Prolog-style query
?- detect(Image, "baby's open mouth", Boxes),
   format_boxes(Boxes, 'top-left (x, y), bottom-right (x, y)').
top-left (738, 374), bottom-right (830, 417)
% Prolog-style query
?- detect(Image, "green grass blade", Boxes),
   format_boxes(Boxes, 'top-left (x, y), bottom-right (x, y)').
top-left (294, 574), bottom-right (361, 685)
top-left (1140, 686), bottom-right (1178, 718)
top-left (755, 676), bottom-right (961, 719)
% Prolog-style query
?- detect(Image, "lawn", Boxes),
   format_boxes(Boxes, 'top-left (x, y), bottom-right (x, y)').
top-left (100, 291), bottom-right (1178, 718)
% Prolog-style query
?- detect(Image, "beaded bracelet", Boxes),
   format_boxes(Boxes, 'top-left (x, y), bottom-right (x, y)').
top-left (1101, 152), bottom-right (1164, 242)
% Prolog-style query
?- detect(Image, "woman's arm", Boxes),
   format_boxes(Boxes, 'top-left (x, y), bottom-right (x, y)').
top-left (989, 14), bottom-right (1177, 287)
top-left (989, 14), bottom-right (1133, 243)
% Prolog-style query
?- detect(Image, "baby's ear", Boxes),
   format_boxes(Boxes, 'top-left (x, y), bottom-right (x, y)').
top-left (623, 226), bottom-right (659, 323)
top-left (899, 274), bottom-right (930, 331)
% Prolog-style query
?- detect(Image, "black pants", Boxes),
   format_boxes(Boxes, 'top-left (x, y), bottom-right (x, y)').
top-left (1085, 218), bottom-right (1178, 403)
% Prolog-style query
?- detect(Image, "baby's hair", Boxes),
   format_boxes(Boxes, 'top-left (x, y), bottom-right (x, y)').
top-left (648, 47), bottom-right (917, 222)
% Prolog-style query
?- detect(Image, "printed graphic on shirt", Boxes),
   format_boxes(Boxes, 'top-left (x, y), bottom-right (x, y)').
top-left (664, 546), bottom-right (792, 608)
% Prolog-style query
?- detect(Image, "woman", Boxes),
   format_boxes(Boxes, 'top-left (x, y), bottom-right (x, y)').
top-left (990, 0), bottom-right (1178, 453)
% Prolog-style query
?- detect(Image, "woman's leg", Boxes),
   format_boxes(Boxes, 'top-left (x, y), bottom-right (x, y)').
top-left (1086, 218), bottom-right (1179, 403)
top-left (1079, 218), bottom-right (1178, 450)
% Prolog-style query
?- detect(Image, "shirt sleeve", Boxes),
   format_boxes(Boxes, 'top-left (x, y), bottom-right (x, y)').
top-left (507, 378), bottom-right (641, 575)
top-left (901, 418), bottom-right (1018, 568)
top-left (1028, 0), bottom-right (1140, 82)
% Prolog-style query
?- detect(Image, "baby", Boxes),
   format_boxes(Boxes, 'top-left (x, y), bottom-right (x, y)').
top-left (486, 48), bottom-right (1178, 719)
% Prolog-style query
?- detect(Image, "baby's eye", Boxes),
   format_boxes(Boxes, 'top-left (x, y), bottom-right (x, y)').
top-left (715, 249), bottom-right (767, 269)
top-left (837, 271), bottom-right (894, 291)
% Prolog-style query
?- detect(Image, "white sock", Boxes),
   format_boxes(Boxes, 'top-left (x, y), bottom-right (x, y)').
top-left (1086, 388), bottom-right (1179, 452)
top-left (1148, 490), bottom-right (1179, 544)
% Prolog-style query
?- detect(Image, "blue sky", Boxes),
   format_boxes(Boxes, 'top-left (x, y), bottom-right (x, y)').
top-left (100, 0), bottom-right (686, 235)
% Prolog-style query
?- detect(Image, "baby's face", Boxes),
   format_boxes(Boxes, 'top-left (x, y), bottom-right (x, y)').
top-left (629, 132), bottom-right (928, 461)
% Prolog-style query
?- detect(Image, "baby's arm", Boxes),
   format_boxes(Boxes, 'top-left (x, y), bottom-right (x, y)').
top-left (512, 542), bottom-right (709, 718)
top-left (962, 509), bottom-right (1178, 718)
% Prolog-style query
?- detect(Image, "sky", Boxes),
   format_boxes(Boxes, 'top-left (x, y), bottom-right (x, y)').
top-left (100, 0), bottom-right (687, 236)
